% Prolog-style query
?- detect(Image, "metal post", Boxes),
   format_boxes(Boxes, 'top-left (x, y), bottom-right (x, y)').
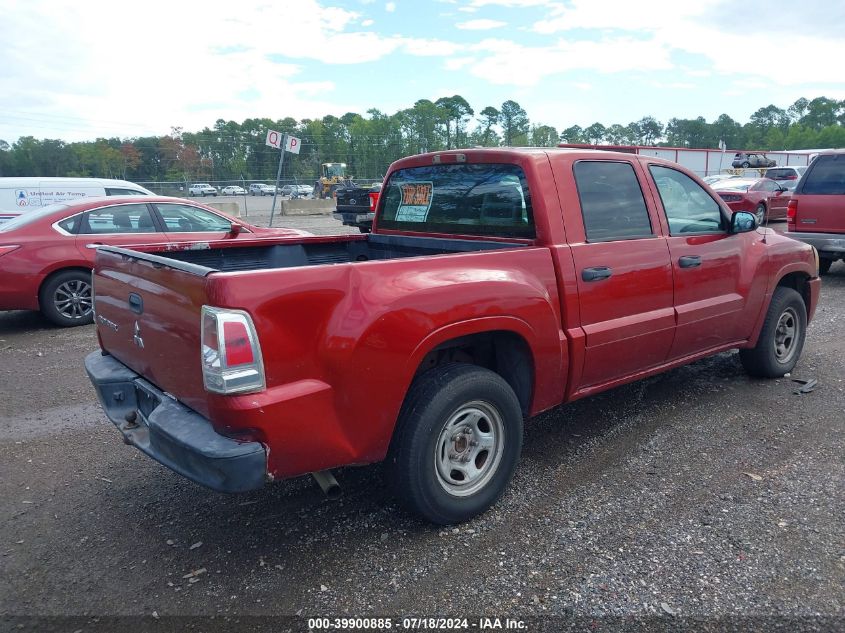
top-left (241, 175), bottom-right (248, 217)
top-left (269, 134), bottom-right (287, 227)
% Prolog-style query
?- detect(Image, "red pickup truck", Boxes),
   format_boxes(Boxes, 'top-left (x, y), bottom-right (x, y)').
top-left (86, 148), bottom-right (820, 524)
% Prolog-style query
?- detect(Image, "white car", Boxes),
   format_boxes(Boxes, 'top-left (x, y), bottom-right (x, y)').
top-left (221, 185), bottom-right (246, 195)
top-left (248, 183), bottom-right (277, 196)
top-left (279, 184), bottom-right (313, 198)
top-left (189, 183), bottom-right (218, 197)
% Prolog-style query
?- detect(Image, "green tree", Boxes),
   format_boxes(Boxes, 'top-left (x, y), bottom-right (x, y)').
top-left (475, 106), bottom-right (500, 146)
top-left (636, 116), bottom-right (663, 145)
top-left (500, 100), bottom-right (529, 146)
top-left (559, 125), bottom-right (584, 144)
top-left (530, 124), bottom-right (558, 147)
top-left (584, 122), bottom-right (606, 144)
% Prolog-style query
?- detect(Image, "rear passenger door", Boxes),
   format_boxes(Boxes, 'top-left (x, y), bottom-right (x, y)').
top-left (568, 160), bottom-right (675, 388)
top-left (647, 165), bottom-right (755, 359)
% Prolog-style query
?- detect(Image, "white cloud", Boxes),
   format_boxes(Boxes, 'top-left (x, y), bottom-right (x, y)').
top-left (361, 19), bottom-right (375, 26)
top-left (385, 2), bottom-right (396, 12)
top-left (463, 36), bottom-right (673, 86)
top-left (456, 19), bottom-right (507, 30)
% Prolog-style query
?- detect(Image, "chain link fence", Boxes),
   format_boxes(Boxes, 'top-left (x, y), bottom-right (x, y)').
top-left (138, 177), bottom-right (382, 197)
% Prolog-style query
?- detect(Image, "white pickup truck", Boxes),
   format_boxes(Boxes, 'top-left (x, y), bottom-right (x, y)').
top-left (189, 183), bottom-right (218, 197)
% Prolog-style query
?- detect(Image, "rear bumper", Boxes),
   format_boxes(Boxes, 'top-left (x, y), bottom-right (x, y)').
top-left (85, 351), bottom-right (267, 493)
top-left (333, 211), bottom-right (374, 227)
top-left (785, 231), bottom-right (845, 259)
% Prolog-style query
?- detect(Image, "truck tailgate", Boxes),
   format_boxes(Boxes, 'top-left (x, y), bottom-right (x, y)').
top-left (93, 247), bottom-right (212, 416)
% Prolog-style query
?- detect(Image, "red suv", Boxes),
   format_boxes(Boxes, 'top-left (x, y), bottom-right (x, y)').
top-left (786, 151), bottom-right (845, 274)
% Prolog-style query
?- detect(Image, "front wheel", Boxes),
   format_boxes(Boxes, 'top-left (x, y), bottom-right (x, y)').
top-left (741, 161), bottom-right (750, 168)
top-left (39, 270), bottom-right (93, 327)
top-left (740, 287), bottom-right (806, 377)
top-left (386, 363), bottom-right (523, 525)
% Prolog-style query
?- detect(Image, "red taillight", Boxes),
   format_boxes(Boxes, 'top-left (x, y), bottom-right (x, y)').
top-left (201, 307), bottom-right (265, 394)
top-left (787, 199), bottom-right (797, 220)
top-left (223, 320), bottom-right (254, 366)
top-left (368, 191), bottom-right (379, 212)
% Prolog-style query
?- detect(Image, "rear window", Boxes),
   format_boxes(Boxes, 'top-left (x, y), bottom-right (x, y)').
top-left (801, 156), bottom-right (845, 195)
top-left (0, 204), bottom-right (70, 232)
top-left (378, 163), bottom-right (534, 238)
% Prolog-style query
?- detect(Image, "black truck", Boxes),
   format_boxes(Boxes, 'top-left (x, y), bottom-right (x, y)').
top-left (332, 183), bottom-right (381, 233)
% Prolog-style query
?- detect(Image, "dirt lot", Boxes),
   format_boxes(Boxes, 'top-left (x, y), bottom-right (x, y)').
top-left (1, 215), bottom-right (843, 632)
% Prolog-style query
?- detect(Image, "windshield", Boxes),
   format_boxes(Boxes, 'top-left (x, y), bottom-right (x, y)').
top-left (0, 204), bottom-right (70, 231)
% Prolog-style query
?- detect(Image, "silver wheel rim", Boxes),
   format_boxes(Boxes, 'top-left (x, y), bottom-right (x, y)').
top-left (434, 400), bottom-right (504, 497)
top-left (54, 279), bottom-right (92, 320)
top-left (774, 307), bottom-right (799, 363)
top-left (756, 206), bottom-right (765, 224)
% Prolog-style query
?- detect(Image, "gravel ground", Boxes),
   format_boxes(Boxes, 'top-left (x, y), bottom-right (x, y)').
top-left (0, 216), bottom-right (843, 632)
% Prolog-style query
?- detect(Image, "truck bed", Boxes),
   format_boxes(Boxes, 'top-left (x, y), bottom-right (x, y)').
top-left (138, 233), bottom-right (527, 273)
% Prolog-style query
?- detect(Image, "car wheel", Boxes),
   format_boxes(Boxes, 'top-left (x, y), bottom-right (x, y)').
top-left (39, 269), bottom-right (94, 327)
top-left (741, 161), bottom-right (750, 168)
top-left (739, 287), bottom-right (806, 378)
top-left (386, 363), bottom-right (523, 525)
top-left (819, 258), bottom-right (833, 275)
top-left (755, 203), bottom-right (766, 225)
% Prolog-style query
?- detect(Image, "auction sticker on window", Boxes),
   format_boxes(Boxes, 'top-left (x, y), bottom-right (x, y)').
top-left (395, 182), bottom-right (434, 222)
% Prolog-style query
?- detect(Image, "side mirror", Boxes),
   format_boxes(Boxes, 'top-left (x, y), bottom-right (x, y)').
top-left (229, 222), bottom-right (243, 236)
top-left (730, 211), bottom-right (757, 233)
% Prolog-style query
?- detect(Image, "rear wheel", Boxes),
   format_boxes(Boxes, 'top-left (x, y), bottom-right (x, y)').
top-left (740, 287), bottom-right (806, 377)
top-left (741, 161), bottom-right (750, 168)
top-left (39, 270), bottom-right (93, 327)
top-left (755, 203), bottom-right (766, 225)
top-left (386, 363), bottom-right (523, 525)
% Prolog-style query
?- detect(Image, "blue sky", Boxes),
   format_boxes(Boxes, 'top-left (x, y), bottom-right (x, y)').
top-left (1, 0), bottom-right (843, 144)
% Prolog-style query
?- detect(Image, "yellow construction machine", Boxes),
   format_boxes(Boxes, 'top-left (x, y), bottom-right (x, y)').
top-left (313, 162), bottom-right (353, 199)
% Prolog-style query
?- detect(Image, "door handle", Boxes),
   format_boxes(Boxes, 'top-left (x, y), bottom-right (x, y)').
top-left (128, 293), bottom-right (143, 314)
top-left (581, 266), bottom-right (612, 282)
top-left (679, 255), bottom-right (702, 268)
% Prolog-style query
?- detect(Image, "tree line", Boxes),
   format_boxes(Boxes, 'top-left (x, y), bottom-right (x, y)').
top-left (1, 95), bottom-right (843, 184)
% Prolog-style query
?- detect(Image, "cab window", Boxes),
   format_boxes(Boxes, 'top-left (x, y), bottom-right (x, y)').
top-left (649, 165), bottom-right (725, 234)
top-left (155, 204), bottom-right (234, 232)
top-left (378, 163), bottom-right (534, 238)
top-left (78, 204), bottom-right (158, 234)
top-left (573, 161), bottom-right (653, 242)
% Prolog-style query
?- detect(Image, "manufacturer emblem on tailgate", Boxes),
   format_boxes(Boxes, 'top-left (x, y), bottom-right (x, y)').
top-left (133, 321), bottom-right (145, 349)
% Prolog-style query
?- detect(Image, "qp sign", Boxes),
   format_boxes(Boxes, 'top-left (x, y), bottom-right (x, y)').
top-left (285, 135), bottom-right (302, 155)
top-left (265, 129), bottom-right (282, 149)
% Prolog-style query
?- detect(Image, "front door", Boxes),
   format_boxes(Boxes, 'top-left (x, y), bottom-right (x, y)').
top-left (646, 164), bottom-right (760, 360)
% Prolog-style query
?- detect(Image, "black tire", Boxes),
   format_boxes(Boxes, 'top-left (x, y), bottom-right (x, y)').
top-left (358, 225), bottom-right (371, 233)
top-left (739, 287), bottom-right (806, 378)
top-left (39, 269), bottom-right (94, 327)
top-left (386, 363), bottom-right (523, 525)
top-left (741, 161), bottom-right (750, 168)
top-left (818, 258), bottom-right (833, 275)
top-left (755, 203), bottom-right (766, 225)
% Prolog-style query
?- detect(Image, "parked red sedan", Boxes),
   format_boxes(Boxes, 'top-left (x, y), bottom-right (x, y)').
top-left (713, 178), bottom-right (791, 224)
top-left (0, 196), bottom-right (309, 326)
